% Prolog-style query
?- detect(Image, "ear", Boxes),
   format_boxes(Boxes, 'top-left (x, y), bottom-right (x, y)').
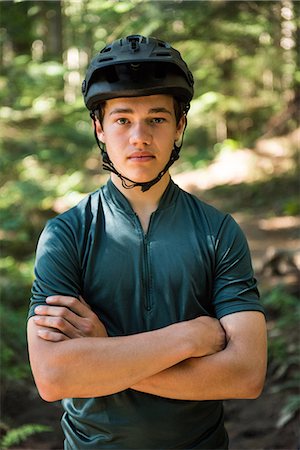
top-left (175, 115), bottom-right (186, 142)
top-left (95, 119), bottom-right (105, 143)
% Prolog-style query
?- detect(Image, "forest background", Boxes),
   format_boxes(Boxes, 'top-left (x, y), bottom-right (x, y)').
top-left (0, 1), bottom-right (299, 449)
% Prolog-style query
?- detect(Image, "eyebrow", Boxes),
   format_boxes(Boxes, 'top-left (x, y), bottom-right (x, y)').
top-left (109, 107), bottom-right (173, 116)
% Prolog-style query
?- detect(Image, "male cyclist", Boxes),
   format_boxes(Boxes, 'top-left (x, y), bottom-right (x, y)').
top-left (27, 35), bottom-right (267, 450)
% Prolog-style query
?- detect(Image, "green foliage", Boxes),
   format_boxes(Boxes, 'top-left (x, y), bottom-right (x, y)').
top-left (0, 423), bottom-right (52, 449)
top-left (264, 285), bottom-right (299, 369)
top-left (0, 302), bottom-right (30, 387)
top-left (264, 285), bottom-right (300, 334)
top-left (0, 256), bottom-right (33, 388)
top-left (283, 198), bottom-right (300, 216)
top-left (276, 395), bottom-right (300, 429)
top-left (263, 286), bottom-right (300, 428)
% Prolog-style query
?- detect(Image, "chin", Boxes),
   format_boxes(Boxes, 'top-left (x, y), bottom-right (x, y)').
top-left (126, 170), bottom-right (158, 183)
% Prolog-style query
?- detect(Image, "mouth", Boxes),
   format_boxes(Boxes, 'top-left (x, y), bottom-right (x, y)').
top-left (128, 152), bottom-right (155, 162)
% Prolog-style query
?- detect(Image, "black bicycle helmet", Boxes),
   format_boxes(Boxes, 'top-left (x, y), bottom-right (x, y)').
top-left (82, 35), bottom-right (194, 111)
top-left (83, 35), bottom-right (194, 192)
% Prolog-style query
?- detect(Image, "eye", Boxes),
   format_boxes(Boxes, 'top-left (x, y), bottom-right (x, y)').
top-left (151, 117), bottom-right (166, 124)
top-left (116, 118), bottom-right (129, 125)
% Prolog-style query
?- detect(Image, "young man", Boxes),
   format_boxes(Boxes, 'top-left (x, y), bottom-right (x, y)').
top-left (27, 35), bottom-right (267, 449)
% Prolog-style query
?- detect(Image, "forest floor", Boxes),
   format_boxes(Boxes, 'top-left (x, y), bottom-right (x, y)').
top-left (2, 134), bottom-right (300, 450)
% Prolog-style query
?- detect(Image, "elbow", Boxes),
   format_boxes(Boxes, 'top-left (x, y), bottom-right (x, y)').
top-left (245, 378), bottom-right (264, 399)
top-left (33, 366), bottom-right (64, 402)
top-left (38, 385), bottom-right (62, 403)
top-left (242, 369), bottom-right (266, 399)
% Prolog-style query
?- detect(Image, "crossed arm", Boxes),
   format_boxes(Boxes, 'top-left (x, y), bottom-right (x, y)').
top-left (27, 296), bottom-right (267, 402)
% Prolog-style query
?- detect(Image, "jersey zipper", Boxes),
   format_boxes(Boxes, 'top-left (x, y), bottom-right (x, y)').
top-left (143, 236), bottom-right (152, 311)
top-left (134, 213), bottom-right (153, 312)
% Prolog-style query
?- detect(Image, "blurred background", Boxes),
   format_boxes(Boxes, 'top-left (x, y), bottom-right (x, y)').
top-left (0, 1), bottom-right (299, 449)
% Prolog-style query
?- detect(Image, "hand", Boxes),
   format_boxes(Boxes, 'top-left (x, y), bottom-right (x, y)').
top-left (33, 295), bottom-right (108, 342)
top-left (185, 316), bottom-right (226, 358)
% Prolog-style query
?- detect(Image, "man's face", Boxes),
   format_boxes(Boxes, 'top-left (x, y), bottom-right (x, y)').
top-left (97, 95), bottom-right (185, 184)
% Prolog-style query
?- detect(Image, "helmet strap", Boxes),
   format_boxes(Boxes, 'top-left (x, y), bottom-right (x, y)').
top-left (90, 111), bottom-right (186, 192)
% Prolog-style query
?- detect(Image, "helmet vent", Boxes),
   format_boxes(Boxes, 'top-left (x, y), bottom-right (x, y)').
top-left (98, 57), bottom-right (114, 63)
top-left (155, 52), bottom-right (171, 57)
top-left (101, 46), bottom-right (112, 53)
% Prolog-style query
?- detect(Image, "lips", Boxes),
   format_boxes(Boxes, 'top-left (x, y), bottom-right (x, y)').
top-left (128, 151), bottom-right (155, 161)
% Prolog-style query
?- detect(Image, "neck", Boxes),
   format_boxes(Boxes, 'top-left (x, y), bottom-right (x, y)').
top-left (111, 172), bottom-right (171, 226)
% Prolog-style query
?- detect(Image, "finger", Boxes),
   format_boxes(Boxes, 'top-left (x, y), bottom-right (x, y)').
top-left (34, 304), bottom-right (99, 338)
top-left (37, 327), bottom-right (69, 342)
top-left (46, 296), bottom-right (90, 317)
top-left (34, 307), bottom-right (89, 337)
top-left (33, 315), bottom-right (81, 338)
top-left (35, 304), bottom-right (72, 317)
top-left (34, 304), bottom-right (82, 331)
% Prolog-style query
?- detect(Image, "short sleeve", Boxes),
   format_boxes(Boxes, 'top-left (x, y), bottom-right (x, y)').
top-left (28, 218), bottom-right (82, 319)
top-left (212, 215), bottom-right (264, 319)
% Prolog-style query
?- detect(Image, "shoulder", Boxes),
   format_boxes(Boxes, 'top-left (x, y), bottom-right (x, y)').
top-left (47, 189), bottom-right (101, 230)
top-left (56, 189), bottom-right (101, 226)
top-left (176, 184), bottom-right (235, 230)
top-left (38, 189), bottom-right (102, 248)
top-left (175, 184), bottom-right (247, 250)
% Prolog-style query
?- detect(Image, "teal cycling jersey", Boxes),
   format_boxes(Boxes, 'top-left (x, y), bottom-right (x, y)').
top-left (28, 178), bottom-right (264, 449)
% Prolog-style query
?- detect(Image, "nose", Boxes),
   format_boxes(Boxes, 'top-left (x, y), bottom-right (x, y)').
top-left (129, 122), bottom-right (152, 147)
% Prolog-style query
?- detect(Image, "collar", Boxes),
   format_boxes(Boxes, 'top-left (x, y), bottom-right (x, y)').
top-left (102, 177), bottom-right (180, 215)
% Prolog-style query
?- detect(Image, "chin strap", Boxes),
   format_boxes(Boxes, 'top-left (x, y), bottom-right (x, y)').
top-left (90, 111), bottom-right (186, 192)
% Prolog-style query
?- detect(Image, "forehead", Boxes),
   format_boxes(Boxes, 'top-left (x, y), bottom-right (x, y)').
top-left (105, 94), bottom-right (175, 113)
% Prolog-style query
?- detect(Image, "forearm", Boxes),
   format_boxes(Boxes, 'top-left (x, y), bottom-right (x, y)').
top-left (131, 347), bottom-right (264, 400)
top-left (132, 311), bottom-right (267, 401)
top-left (28, 317), bottom-right (195, 401)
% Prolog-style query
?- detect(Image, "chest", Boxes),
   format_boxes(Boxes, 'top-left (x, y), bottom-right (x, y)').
top-left (81, 203), bottom-right (215, 334)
